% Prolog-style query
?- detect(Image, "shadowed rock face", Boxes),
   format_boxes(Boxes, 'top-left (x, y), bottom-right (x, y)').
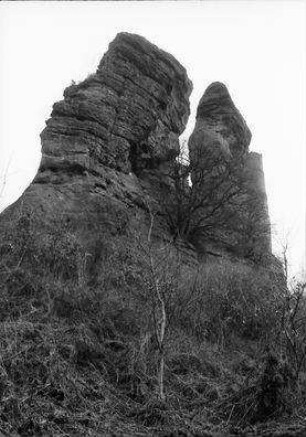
top-left (0, 33), bottom-right (195, 278)
top-left (190, 82), bottom-right (252, 166)
top-left (4, 34), bottom-right (191, 217)
top-left (39, 32), bottom-right (192, 182)
top-left (188, 82), bottom-right (271, 260)
top-left (0, 34), bottom-right (271, 269)
top-left (243, 152), bottom-right (271, 255)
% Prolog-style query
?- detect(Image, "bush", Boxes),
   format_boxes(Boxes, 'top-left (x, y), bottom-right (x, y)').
top-left (168, 258), bottom-right (284, 347)
top-left (0, 201), bottom-right (303, 433)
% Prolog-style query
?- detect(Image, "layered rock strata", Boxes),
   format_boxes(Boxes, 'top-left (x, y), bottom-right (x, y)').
top-left (1, 34), bottom-right (271, 273)
top-left (39, 32), bottom-right (192, 183)
top-left (0, 33), bottom-right (195, 283)
top-left (5, 33), bottom-right (192, 226)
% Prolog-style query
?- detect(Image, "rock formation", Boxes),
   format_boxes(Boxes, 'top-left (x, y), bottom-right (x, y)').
top-left (0, 33), bottom-right (271, 274)
top-left (0, 34), bottom-right (290, 437)
top-left (188, 82), bottom-right (271, 260)
top-left (1, 33), bottom-right (192, 258)
top-left (189, 82), bottom-right (251, 166)
top-left (39, 32), bottom-right (191, 183)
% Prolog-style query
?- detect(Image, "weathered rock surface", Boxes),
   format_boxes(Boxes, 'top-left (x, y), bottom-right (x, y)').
top-left (188, 82), bottom-right (271, 260)
top-left (39, 32), bottom-right (192, 182)
top-left (1, 33), bottom-right (193, 269)
top-left (0, 35), bottom-right (271, 270)
top-left (242, 151), bottom-right (271, 255)
top-left (189, 82), bottom-right (251, 171)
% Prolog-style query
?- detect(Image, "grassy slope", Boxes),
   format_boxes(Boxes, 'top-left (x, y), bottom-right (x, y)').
top-left (0, 205), bottom-right (305, 437)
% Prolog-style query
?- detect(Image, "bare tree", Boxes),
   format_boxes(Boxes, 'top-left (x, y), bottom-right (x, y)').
top-left (158, 146), bottom-right (269, 260)
top-left (276, 232), bottom-right (306, 379)
top-left (131, 203), bottom-right (184, 402)
top-left (0, 153), bottom-right (16, 212)
top-left (282, 280), bottom-right (306, 379)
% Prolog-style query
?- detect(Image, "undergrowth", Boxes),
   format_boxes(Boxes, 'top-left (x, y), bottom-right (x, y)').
top-left (0, 207), bottom-right (305, 436)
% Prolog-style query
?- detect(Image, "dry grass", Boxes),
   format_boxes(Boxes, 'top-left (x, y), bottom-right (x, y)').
top-left (0, 210), bottom-right (305, 436)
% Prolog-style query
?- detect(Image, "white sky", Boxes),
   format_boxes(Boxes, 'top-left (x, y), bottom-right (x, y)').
top-left (0, 1), bottom-right (305, 277)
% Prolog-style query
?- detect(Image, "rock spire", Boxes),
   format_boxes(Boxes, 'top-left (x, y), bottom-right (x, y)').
top-left (188, 82), bottom-right (271, 260)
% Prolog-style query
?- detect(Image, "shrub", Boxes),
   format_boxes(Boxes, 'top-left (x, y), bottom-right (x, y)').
top-left (168, 258), bottom-right (284, 347)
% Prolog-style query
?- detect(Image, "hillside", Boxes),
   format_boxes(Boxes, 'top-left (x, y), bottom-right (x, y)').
top-left (0, 33), bottom-right (305, 437)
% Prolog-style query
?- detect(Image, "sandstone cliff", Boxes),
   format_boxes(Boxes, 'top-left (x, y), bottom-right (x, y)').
top-left (0, 33), bottom-right (271, 273)
top-left (0, 33), bottom-right (195, 276)
top-left (39, 32), bottom-right (192, 181)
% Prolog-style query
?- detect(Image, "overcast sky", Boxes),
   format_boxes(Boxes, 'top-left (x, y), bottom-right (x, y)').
top-left (0, 1), bottom-right (305, 278)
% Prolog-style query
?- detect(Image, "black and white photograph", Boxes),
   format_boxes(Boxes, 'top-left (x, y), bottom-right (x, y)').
top-left (0, 1), bottom-right (305, 435)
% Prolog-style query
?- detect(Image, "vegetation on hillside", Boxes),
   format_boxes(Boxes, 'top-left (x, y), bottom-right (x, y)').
top-left (0, 200), bottom-right (305, 437)
top-left (156, 146), bottom-right (270, 264)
